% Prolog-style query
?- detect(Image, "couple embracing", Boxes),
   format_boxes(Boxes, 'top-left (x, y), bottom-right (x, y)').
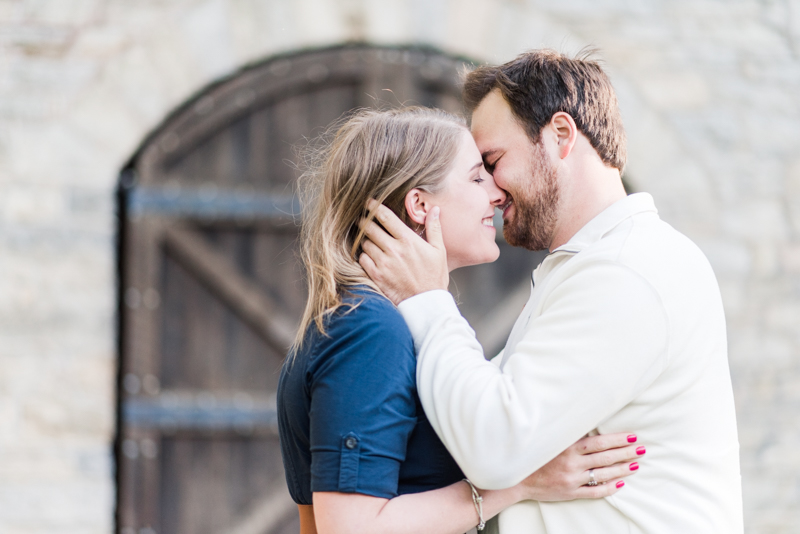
top-left (277, 49), bottom-right (743, 534)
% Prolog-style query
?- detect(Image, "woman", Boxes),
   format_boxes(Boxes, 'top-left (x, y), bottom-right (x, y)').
top-left (277, 107), bottom-right (644, 534)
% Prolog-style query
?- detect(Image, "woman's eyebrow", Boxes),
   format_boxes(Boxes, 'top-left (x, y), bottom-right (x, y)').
top-left (469, 161), bottom-right (482, 171)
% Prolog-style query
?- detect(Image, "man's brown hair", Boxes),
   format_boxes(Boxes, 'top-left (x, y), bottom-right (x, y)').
top-left (463, 49), bottom-right (627, 173)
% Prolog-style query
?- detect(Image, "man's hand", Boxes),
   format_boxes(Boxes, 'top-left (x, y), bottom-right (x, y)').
top-left (358, 200), bottom-right (449, 305)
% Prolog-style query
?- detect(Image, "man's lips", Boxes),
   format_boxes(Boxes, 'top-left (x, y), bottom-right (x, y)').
top-left (500, 198), bottom-right (514, 219)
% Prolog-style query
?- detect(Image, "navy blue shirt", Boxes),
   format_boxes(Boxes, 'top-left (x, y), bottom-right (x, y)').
top-left (278, 287), bottom-right (464, 504)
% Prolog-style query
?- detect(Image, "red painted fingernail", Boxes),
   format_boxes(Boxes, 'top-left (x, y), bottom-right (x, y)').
top-left (629, 462), bottom-right (639, 471)
top-left (636, 446), bottom-right (646, 455)
top-left (616, 481), bottom-right (625, 488)
top-left (627, 434), bottom-right (637, 443)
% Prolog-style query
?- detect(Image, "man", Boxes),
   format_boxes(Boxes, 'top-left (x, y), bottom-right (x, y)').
top-left (359, 50), bottom-right (743, 533)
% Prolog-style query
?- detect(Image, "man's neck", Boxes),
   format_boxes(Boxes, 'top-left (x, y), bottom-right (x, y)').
top-left (548, 164), bottom-right (627, 251)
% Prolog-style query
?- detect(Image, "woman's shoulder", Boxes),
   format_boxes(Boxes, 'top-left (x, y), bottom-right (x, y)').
top-left (305, 287), bottom-right (413, 367)
top-left (332, 286), bottom-right (408, 334)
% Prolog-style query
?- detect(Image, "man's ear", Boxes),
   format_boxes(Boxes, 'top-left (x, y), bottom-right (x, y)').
top-left (549, 112), bottom-right (578, 160)
top-left (404, 189), bottom-right (429, 226)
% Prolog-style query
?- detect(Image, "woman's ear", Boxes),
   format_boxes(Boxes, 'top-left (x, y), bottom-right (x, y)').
top-left (404, 188), bottom-right (429, 226)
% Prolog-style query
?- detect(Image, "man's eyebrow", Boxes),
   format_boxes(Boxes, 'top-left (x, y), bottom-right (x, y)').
top-left (481, 149), bottom-right (500, 161)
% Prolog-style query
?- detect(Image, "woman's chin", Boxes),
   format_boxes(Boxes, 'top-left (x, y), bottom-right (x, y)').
top-left (487, 245), bottom-right (501, 264)
top-left (477, 244), bottom-right (501, 265)
top-left (451, 246), bottom-right (501, 270)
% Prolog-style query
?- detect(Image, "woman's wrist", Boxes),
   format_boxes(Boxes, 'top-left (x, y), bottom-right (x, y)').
top-left (462, 479), bottom-right (486, 531)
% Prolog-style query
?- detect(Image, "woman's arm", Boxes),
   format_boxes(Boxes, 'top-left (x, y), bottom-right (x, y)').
top-left (299, 505), bottom-right (317, 534)
top-left (312, 432), bottom-right (643, 534)
top-left (314, 480), bottom-right (520, 534)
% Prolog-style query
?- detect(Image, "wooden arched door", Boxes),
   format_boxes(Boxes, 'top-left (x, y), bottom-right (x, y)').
top-left (116, 44), bottom-right (544, 534)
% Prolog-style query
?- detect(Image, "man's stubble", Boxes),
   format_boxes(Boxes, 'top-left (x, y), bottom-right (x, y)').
top-left (502, 140), bottom-right (560, 252)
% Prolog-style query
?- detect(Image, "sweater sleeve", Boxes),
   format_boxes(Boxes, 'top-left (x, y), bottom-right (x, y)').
top-left (398, 262), bottom-right (668, 489)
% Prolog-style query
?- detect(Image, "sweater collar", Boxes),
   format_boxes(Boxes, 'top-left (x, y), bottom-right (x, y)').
top-left (551, 193), bottom-right (658, 255)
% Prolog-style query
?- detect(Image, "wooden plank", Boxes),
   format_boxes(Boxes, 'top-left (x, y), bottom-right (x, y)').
top-left (218, 485), bottom-right (296, 534)
top-left (206, 228), bottom-right (287, 392)
top-left (123, 391), bottom-right (278, 434)
top-left (121, 216), bottom-right (167, 531)
top-left (162, 226), bottom-right (295, 354)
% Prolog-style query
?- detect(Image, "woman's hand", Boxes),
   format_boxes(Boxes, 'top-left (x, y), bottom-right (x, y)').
top-left (518, 432), bottom-right (645, 502)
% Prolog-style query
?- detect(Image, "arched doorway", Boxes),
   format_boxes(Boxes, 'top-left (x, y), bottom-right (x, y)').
top-left (116, 44), bottom-right (543, 534)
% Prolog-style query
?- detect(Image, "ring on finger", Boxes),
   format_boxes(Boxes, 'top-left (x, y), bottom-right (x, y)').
top-left (587, 469), bottom-right (598, 487)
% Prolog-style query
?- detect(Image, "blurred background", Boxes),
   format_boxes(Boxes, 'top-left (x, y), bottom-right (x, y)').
top-left (1, 1), bottom-right (799, 533)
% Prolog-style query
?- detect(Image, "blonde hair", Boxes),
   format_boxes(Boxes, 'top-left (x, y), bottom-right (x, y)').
top-left (294, 107), bottom-right (467, 349)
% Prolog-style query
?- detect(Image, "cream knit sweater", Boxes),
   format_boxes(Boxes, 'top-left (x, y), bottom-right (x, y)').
top-left (398, 194), bottom-right (743, 534)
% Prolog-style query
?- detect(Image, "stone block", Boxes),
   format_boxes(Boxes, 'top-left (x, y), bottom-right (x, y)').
top-left (0, 124), bottom-right (113, 182)
top-left (62, 79), bottom-right (147, 163)
top-left (781, 244), bottom-right (800, 273)
top-left (0, 25), bottom-right (72, 58)
top-left (20, 0), bottom-right (103, 26)
top-left (179, 0), bottom-right (238, 80)
top-left (292, 0), bottom-right (347, 48)
top-left (229, 0), bottom-right (294, 60)
top-left (0, 480), bottom-right (113, 530)
top-left (717, 279), bottom-right (747, 319)
top-left (0, 183), bottom-right (67, 226)
top-left (764, 301), bottom-right (800, 335)
top-left (696, 238), bottom-right (752, 276)
top-left (722, 200), bottom-right (789, 240)
top-left (364, 0), bottom-right (410, 43)
top-left (443, 0), bottom-right (500, 61)
top-left (752, 242), bottom-right (780, 277)
top-left (69, 26), bottom-right (129, 61)
top-left (0, 1), bottom-right (22, 23)
top-left (638, 70), bottom-right (711, 110)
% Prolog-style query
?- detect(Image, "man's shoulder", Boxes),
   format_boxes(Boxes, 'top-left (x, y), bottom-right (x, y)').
top-left (583, 212), bottom-right (710, 271)
top-left (565, 213), bottom-right (722, 316)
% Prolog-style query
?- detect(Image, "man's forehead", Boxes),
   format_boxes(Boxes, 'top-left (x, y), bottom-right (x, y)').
top-left (470, 91), bottom-right (512, 136)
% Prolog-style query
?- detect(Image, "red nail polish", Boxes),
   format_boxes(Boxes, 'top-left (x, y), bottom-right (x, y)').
top-left (636, 446), bottom-right (646, 455)
top-left (629, 462), bottom-right (639, 471)
top-left (616, 481), bottom-right (625, 488)
top-left (627, 434), bottom-right (637, 443)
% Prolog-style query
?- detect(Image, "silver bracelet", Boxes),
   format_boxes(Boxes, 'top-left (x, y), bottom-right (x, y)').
top-left (463, 479), bottom-right (485, 531)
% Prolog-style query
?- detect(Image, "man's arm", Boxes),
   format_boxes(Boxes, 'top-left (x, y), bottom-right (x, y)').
top-left (399, 263), bottom-right (668, 490)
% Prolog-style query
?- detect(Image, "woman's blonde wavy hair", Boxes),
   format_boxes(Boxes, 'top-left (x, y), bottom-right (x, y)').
top-left (294, 106), bottom-right (467, 349)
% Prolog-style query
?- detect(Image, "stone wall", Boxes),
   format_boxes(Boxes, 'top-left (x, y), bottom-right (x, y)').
top-left (0, 0), bottom-right (798, 532)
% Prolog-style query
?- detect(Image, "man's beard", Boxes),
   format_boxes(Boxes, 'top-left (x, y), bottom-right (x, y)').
top-left (502, 141), bottom-right (560, 251)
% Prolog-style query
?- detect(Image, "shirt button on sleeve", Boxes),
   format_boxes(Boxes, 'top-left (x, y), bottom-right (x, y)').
top-left (345, 436), bottom-right (358, 449)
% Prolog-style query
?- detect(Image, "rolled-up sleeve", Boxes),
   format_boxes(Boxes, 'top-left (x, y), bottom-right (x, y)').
top-left (308, 302), bottom-right (418, 498)
top-left (399, 261), bottom-right (669, 489)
